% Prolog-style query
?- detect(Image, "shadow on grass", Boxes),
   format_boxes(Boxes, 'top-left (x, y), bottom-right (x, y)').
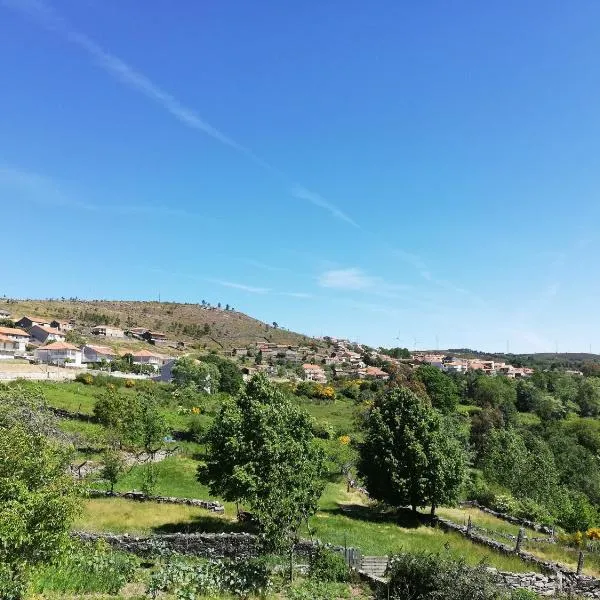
top-left (152, 514), bottom-right (257, 535)
top-left (322, 503), bottom-right (425, 529)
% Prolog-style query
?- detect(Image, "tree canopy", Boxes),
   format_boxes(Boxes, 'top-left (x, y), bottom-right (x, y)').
top-left (198, 374), bottom-right (326, 550)
top-left (358, 386), bottom-right (467, 515)
top-left (171, 357), bottom-right (221, 393)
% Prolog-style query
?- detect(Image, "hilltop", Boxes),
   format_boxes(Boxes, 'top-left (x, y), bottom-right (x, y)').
top-left (0, 298), bottom-right (319, 352)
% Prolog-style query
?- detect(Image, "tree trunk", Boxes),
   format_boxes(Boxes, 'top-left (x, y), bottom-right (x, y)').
top-left (430, 503), bottom-right (436, 517)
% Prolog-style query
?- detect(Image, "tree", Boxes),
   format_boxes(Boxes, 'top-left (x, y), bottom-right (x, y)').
top-left (199, 355), bottom-right (243, 395)
top-left (198, 374), bottom-right (326, 550)
top-left (414, 365), bottom-right (459, 413)
top-left (0, 391), bottom-right (78, 599)
top-left (101, 448), bottom-right (126, 493)
top-left (472, 376), bottom-right (517, 423)
top-left (358, 386), bottom-right (467, 515)
top-left (171, 357), bottom-right (220, 393)
top-left (65, 329), bottom-right (86, 346)
top-left (576, 377), bottom-right (600, 417)
top-left (255, 350), bottom-right (263, 365)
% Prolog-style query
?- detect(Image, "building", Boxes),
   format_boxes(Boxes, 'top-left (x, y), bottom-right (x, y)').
top-left (141, 331), bottom-right (168, 345)
top-left (127, 327), bottom-right (148, 338)
top-left (49, 319), bottom-right (74, 332)
top-left (35, 342), bottom-right (82, 366)
top-left (91, 325), bottom-right (125, 338)
top-left (30, 325), bottom-right (66, 344)
top-left (302, 363), bottom-right (327, 383)
top-left (15, 316), bottom-right (50, 330)
top-left (0, 326), bottom-right (29, 353)
top-left (0, 336), bottom-right (19, 359)
top-left (130, 349), bottom-right (162, 370)
top-left (357, 366), bottom-right (390, 380)
top-left (82, 344), bottom-right (116, 363)
top-left (0, 309), bottom-right (11, 318)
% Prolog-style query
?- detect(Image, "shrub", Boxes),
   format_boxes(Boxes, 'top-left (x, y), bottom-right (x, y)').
top-left (148, 556), bottom-right (272, 598)
top-left (513, 498), bottom-right (554, 526)
top-left (188, 414), bottom-right (204, 442)
top-left (309, 547), bottom-right (349, 583)
top-left (385, 551), bottom-right (503, 600)
top-left (124, 379), bottom-right (135, 388)
top-left (492, 494), bottom-right (518, 515)
top-left (31, 540), bottom-right (136, 595)
top-left (75, 373), bottom-right (94, 385)
top-left (466, 473), bottom-right (496, 507)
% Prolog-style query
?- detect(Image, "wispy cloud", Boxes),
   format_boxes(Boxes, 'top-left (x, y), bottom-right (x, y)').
top-left (2, 0), bottom-right (356, 226)
top-left (291, 185), bottom-right (358, 227)
top-left (318, 268), bottom-right (375, 290)
top-left (209, 279), bottom-right (270, 294)
top-left (0, 164), bottom-right (206, 219)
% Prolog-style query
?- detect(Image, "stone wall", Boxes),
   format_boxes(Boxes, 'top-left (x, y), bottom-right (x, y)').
top-left (72, 531), bottom-right (338, 560)
top-left (460, 500), bottom-right (553, 535)
top-left (88, 489), bottom-right (224, 512)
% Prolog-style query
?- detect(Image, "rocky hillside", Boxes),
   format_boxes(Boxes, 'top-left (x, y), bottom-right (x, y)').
top-left (1, 299), bottom-right (318, 351)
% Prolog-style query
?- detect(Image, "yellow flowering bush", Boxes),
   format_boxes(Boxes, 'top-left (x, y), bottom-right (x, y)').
top-left (191, 406), bottom-right (202, 415)
top-left (338, 435), bottom-right (351, 446)
top-left (587, 528), bottom-right (600, 541)
top-left (124, 379), bottom-right (135, 388)
top-left (314, 384), bottom-right (336, 401)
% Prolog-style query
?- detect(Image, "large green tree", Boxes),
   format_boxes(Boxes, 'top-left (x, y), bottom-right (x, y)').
top-left (414, 365), bottom-right (459, 413)
top-left (199, 354), bottom-right (243, 394)
top-left (0, 386), bottom-right (78, 599)
top-left (358, 386), bottom-right (467, 515)
top-left (172, 356), bottom-right (221, 393)
top-left (198, 374), bottom-right (326, 550)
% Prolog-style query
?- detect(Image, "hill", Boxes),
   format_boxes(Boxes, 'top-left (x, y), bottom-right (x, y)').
top-left (1, 298), bottom-right (319, 352)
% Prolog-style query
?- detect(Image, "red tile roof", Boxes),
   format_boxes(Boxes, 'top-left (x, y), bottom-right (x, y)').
top-left (0, 326), bottom-right (29, 337)
top-left (37, 342), bottom-right (79, 351)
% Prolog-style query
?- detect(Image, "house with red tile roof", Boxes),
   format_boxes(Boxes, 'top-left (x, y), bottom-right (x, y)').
top-left (302, 363), bottom-right (327, 383)
top-left (0, 326), bottom-right (29, 353)
top-left (35, 342), bottom-right (82, 366)
top-left (30, 324), bottom-right (66, 344)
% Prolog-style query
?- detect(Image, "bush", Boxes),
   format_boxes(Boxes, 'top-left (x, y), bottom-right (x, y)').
top-left (466, 473), bottom-right (496, 507)
top-left (124, 379), bottom-right (135, 388)
top-left (31, 540), bottom-right (137, 595)
top-left (75, 373), bottom-right (94, 385)
top-left (492, 494), bottom-right (518, 515)
top-left (148, 556), bottom-right (272, 598)
top-left (513, 498), bottom-right (554, 526)
top-left (309, 547), bottom-right (349, 583)
top-left (188, 414), bottom-right (204, 442)
top-left (386, 551), bottom-right (503, 600)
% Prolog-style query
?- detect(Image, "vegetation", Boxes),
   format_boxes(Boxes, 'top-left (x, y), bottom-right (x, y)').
top-left (0, 386), bottom-right (78, 599)
top-left (358, 386), bottom-right (467, 515)
top-left (199, 374), bottom-right (326, 550)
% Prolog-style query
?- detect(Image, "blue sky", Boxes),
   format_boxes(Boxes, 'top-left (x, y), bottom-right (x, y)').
top-left (1, 0), bottom-right (599, 352)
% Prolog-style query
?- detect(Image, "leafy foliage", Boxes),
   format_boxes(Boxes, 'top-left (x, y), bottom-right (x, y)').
top-left (385, 551), bottom-right (503, 600)
top-left (172, 356), bottom-right (221, 393)
top-left (0, 388), bottom-right (78, 599)
top-left (199, 374), bottom-right (326, 550)
top-left (358, 386), bottom-right (467, 514)
top-left (309, 547), bottom-right (349, 582)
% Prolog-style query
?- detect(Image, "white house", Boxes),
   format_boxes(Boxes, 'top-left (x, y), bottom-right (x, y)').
top-left (82, 344), bottom-right (116, 363)
top-left (0, 336), bottom-right (19, 359)
top-left (130, 349), bottom-right (162, 370)
top-left (302, 363), bottom-right (327, 383)
top-left (35, 342), bottom-right (82, 366)
top-left (91, 325), bottom-right (125, 338)
top-left (0, 326), bottom-right (30, 353)
top-left (15, 316), bottom-right (51, 330)
top-left (30, 325), bottom-right (66, 344)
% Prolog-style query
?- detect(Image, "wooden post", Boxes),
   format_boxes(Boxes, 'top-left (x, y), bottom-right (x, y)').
top-left (467, 515), bottom-right (472, 535)
top-left (515, 528), bottom-right (524, 553)
top-left (289, 545), bottom-right (294, 582)
top-left (577, 550), bottom-right (584, 576)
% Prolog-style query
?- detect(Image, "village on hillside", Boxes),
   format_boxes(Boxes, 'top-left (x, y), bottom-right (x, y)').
top-left (0, 306), bottom-right (542, 384)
